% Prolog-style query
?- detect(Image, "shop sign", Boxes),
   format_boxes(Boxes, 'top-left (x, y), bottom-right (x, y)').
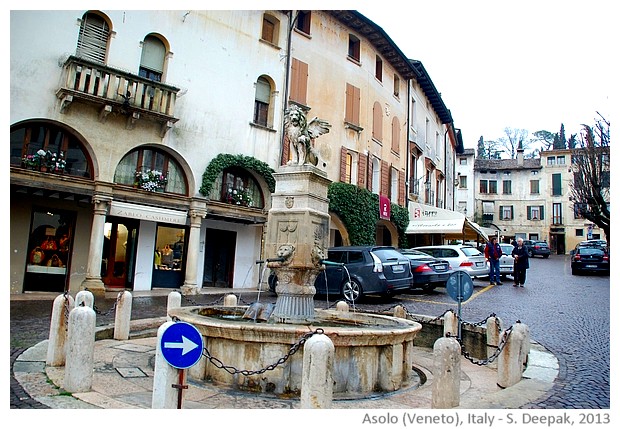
top-left (379, 195), bottom-right (391, 220)
top-left (110, 201), bottom-right (188, 225)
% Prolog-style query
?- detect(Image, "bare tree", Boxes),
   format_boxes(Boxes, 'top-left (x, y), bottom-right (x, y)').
top-left (498, 127), bottom-right (529, 158)
top-left (569, 113), bottom-right (610, 243)
top-left (476, 135), bottom-right (502, 159)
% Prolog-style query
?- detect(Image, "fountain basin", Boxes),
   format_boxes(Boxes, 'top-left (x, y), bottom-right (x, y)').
top-left (168, 305), bottom-right (422, 398)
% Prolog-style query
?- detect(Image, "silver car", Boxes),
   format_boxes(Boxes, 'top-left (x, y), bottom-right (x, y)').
top-left (496, 243), bottom-right (515, 278)
top-left (414, 245), bottom-right (489, 278)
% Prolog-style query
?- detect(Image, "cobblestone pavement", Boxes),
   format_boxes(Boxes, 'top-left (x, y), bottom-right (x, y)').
top-left (10, 255), bottom-right (610, 409)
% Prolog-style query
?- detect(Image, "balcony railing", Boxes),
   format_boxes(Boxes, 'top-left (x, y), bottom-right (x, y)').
top-left (56, 55), bottom-right (180, 137)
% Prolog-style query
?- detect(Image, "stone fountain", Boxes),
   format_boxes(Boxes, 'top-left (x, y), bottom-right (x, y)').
top-left (169, 106), bottom-right (422, 398)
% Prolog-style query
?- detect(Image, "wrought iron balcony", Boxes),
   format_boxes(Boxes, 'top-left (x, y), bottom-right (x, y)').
top-left (56, 55), bottom-right (180, 137)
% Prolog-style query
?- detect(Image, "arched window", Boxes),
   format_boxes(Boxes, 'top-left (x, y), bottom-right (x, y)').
top-left (208, 167), bottom-right (265, 209)
top-left (76, 11), bottom-right (110, 63)
top-left (114, 148), bottom-right (187, 195)
top-left (11, 122), bottom-right (92, 178)
top-left (254, 76), bottom-right (272, 127)
top-left (139, 35), bottom-right (166, 82)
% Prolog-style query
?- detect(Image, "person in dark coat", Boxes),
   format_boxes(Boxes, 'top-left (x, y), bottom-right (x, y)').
top-left (511, 237), bottom-right (530, 287)
top-left (484, 236), bottom-right (503, 285)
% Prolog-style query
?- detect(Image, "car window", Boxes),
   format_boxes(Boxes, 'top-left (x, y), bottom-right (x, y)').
top-left (373, 248), bottom-right (402, 261)
top-left (460, 247), bottom-right (482, 257)
top-left (579, 248), bottom-right (604, 256)
top-left (443, 249), bottom-right (459, 258)
top-left (500, 245), bottom-right (514, 254)
top-left (326, 251), bottom-right (346, 264)
top-left (347, 251), bottom-right (364, 264)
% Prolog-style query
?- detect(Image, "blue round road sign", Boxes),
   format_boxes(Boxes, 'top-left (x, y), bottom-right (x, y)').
top-left (160, 322), bottom-right (204, 369)
top-left (446, 271), bottom-right (474, 303)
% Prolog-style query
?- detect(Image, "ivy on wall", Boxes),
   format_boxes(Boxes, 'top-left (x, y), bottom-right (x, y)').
top-left (328, 182), bottom-right (409, 248)
top-left (199, 153), bottom-right (276, 197)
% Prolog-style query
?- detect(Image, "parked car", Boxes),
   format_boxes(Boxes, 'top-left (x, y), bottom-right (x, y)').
top-left (413, 245), bottom-right (489, 278)
top-left (570, 245), bottom-right (609, 275)
top-left (522, 240), bottom-right (551, 258)
top-left (497, 243), bottom-right (515, 278)
top-left (399, 249), bottom-right (453, 291)
top-left (268, 246), bottom-right (412, 303)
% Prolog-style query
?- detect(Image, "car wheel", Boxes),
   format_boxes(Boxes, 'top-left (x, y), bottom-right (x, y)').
top-left (342, 279), bottom-right (363, 303)
top-left (571, 267), bottom-right (578, 275)
top-left (422, 283), bottom-right (436, 292)
top-left (543, 255), bottom-right (549, 259)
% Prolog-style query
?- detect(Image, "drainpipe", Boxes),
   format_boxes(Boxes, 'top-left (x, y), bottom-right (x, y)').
top-left (405, 82), bottom-right (411, 206)
top-left (279, 11), bottom-right (298, 166)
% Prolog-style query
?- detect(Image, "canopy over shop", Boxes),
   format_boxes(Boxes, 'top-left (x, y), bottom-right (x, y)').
top-left (406, 202), bottom-right (488, 244)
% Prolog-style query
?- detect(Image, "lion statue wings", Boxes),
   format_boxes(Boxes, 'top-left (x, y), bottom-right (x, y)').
top-left (284, 105), bottom-right (331, 166)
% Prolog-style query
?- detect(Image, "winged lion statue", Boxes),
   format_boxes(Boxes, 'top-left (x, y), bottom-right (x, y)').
top-left (283, 105), bottom-right (331, 166)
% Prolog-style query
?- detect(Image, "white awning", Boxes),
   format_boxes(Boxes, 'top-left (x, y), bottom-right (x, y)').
top-left (483, 201), bottom-right (495, 215)
top-left (464, 219), bottom-right (489, 241)
top-left (406, 202), bottom-right (465, 234)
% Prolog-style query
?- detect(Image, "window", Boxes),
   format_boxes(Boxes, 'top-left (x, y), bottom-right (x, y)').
top-left (502, 180), bottom-right (512, 194)
top-left (527, 205), bottom-right (544, 220)
top-left (547, 156), bottom-right (556, 166)
top-left (530, 179), bottom-right (540, 194)
top-left (576, 228), bottom-right (584, 237)
top-left (76, 11), bottom-right (110, 63)
top-left (345, 83), bottom-right (360, 126)
top-left (348, 34), bottom-right (360, 62)
top-left (295, 11), bottom-right (311, 34)
top-left (459, 175), bottom-right (467, 188)
top-left (340, 149), bottom-right (353, 184)
top-left (574, 202), bottom-right (587, 219)
top-left (261, 14), bottom-right (279, 44)
top-left (500, 205), bottom-right (513, 220)
top-left (393, 74), bottom-right (400, 97)
top-left (154, 225), bottom-right (186, 272)
top-left (254, 76), bottom-right (272, 127)
top-left (489, 180), bottom-right (498, 194)
top-left (372, 101), bottom-right (383, 142)
top-left (290, 58), bottom-right (308, 105)
top-left (480, 179), bottom-right (488, 194)
top-left (390, 167), bottom-right (399, 203)
top-left (375, 56), bottom-right (383, 81)
top-left (114, 147), bottom-right (187, 195)
top-left (552, 173), bottom-right (562, 196)
top-left (371, 158), bottom-right (380, 194)
top-left (139, 35), bottom-right (166, 82)
top-left (391, 117), bottom-right (400, 153)
top-left (11, 122), bottom-right (92, 178)
top-left (552, 203), bottom-right (563, 225)
top-left (210, 167), bottom-right (265, 208)
top-left (557, 155), bottom-right (566, 165)
top-left (459, 158), bottom-right (467, 165)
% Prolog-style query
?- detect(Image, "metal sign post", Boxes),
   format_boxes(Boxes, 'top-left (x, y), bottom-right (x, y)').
top-left (159, 321), bottom-right (204, 409)
top-left (446, 271), bottom-right (474, 340)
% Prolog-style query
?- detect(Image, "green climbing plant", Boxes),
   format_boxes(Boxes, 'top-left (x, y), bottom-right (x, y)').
top-left (199, 153), bottom-right (276, 197)
top-left (327, 182), bottom-right (409, 247)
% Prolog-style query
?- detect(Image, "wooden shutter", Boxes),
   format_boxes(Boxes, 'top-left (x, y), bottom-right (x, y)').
top-left (339, 147), bottom-right (348, 182)
top-left (381, 160), bottom-right (389, 195)
top-left (357, 152), bottom-right (368, 188)
top-left (290, 58), bottom-right (308, 105)
top-left (373, 102), bottom-right (383, 141)
top-left (345, 83), bottom-right (360, 125)
top-left (398, 170), bottom-right (405, 206)
top-left (76, 13), bottom-right (109, 63)
top-left (391, 117), bottom-right (400, 153)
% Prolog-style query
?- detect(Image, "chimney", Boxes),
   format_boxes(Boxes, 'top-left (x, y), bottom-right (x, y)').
top-left (516, 141), bottom-right (524, 166)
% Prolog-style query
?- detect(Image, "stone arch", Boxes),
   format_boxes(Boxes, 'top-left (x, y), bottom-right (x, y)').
top-left (376, 219), bottom-right (399, 247)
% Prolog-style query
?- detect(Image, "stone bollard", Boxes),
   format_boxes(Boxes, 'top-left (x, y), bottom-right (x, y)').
top-left (486, 315), bottom-right (502, 369)
top-left (223, 294), bottom-right (237, 307)
top-left (64, 305), bottom-right (96, 392)
top-left (432, 336), bottom-right (461, 409)
top-left (114, 291), bottom-right (133, 340)
top-left (75, 290), bottom-right (94, 308)
top-left (152, 321), bottom-right (179, 409)
top-left (443, 310), bottom-right (459, 338)
top-left (497, 322), bottom-right (530, 388)
top-left (301, 333), bottom-right (334, 409)
top-left (167, 291), bottom-right (182, 321)
top-left (335, 301), bottom-right (349, 312)
top-left (393, 305), bottom-right (407, 319)
top-left (46, 293), bottom-right (75, 366)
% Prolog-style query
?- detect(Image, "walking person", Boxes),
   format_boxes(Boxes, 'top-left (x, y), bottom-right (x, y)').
top-left (484, 236), bottom-right (503, 285)
top-left (511, 237), bottom-right (530, 287)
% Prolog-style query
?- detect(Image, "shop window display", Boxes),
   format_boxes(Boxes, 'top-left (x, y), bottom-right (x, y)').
top-left (25, 208), bottom-right (75, 292)
top-left (152, 225), bottom-right (187, 288)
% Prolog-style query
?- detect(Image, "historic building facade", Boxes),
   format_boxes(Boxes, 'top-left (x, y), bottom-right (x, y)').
top-left (10, 10), bottom-right (463, 295)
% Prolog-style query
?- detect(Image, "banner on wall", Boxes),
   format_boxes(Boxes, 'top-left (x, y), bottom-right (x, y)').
top-left (379, 195), bottom-right (391, 220)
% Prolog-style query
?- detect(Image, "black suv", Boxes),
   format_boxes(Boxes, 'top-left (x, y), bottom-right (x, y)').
top-left (269, 246), bottom-right (412, 303)
top-left (521, 240), bottom-right (551, 258)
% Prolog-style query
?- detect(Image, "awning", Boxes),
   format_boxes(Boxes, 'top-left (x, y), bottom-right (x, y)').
top-left (443, 219), bottom-right (489, 242)
top-left (483, 201), bottom-right (495, 215)
top-left (406, 202), bottom-right (465, 234)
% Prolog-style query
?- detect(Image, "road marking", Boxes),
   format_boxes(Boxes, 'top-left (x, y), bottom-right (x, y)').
top-left (400, 283), bottom-right (496, 306)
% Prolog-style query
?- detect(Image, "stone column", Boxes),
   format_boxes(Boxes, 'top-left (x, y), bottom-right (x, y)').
top-left (432, 336), bottom-right (461, 408)
top-left (301, 333), bottom-right (334, 409)
top-left (181, 205), bottom-right (206, 295)
top-left (80, 195), bottom-right (112, 300)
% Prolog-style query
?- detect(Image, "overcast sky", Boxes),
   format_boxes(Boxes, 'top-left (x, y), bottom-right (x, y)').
top-left (357, 1), bottom-right (612, 149)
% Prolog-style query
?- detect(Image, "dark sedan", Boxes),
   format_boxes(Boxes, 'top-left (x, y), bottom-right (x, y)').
top-left (570, 246), bottom-right (609, 275)
top-left (399, 249), bottom-right (453, 291)
top-left (523, 240), bottom-right (551, 258)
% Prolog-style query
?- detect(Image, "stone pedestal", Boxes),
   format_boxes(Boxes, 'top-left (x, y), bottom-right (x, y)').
top-left (266, 164), bottom-right (331, 323)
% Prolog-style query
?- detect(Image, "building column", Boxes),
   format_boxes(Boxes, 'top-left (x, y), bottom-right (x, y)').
top-left (80, 195), bottom-right (111, 300)
top-left (181, 205), bottom-right (206, 295)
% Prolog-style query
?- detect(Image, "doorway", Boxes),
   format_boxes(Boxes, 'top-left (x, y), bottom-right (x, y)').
top-left (101, 218), bottom-right (139, 289)
top-left (203, 228), bottom-right (236, 288)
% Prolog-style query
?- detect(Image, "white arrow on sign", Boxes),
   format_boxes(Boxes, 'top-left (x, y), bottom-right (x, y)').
top-left (164, 335), bottom-right (199, 356)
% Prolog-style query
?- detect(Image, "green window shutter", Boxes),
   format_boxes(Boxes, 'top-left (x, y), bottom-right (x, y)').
top-left (539, 205), bottom-right (545, 220)
top-left (552, 173), bottom-right (562, 195)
